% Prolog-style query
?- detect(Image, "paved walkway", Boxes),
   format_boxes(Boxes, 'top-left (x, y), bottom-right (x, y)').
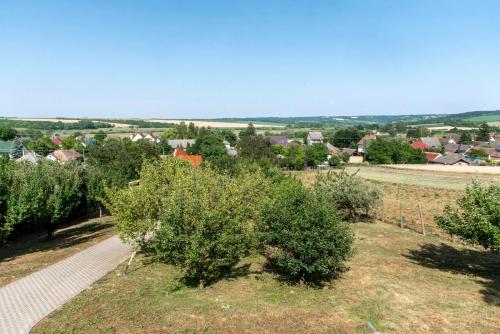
top-left (0, 235), bottom-right (132, 334)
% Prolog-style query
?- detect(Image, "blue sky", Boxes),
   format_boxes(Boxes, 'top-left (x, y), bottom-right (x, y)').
top-left (1, 0), bottom-right (500, 118)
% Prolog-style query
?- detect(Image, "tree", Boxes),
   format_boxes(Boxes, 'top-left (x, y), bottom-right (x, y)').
top-left (110, 158), bottom-right (271, 287)
top-left (0, 125), bottom-right (17, 141)
top-left (468, 149), bottom-right (489, 159)
top-left (94, 130), bottom-right (107, 143)
top-left (330, 128), bottom-right (362, 148)
top-left (366, 138), bottom-right (425, 164)
top-left (238, 135), bottom-right (273, 162)
top-left (328, 154), bottom-right (341, 167)
top-left (477, 122), bottom-right (491, 142)
top-left (460, 131), bottom-right (473, 144)
top-left (0, 157), bottom-right (13, 242)
top-left (259, 178), bottom-right (354, 283)
top-left (435, 182), bottom-right (500, 251)
top-left (6, 161), bottom-right (84, 240)
top-left (10, 140), bottom-right (25, 159)
top-left (25, 137), bottom-right (57, 156)
top-left (283, 143), bottom-right (305, 170)
top-left (187, 129), bottom-right (228, 162)
top-left (304, 144), bottom-right (328, 167)
top-left (239, 123), bottom-right (256, 140)
top-left (315, 170), bottom-right (382, 218)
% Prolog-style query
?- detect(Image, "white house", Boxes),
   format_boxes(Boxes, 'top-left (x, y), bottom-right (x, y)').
top-left (306, 132), bottom-right (324, 145)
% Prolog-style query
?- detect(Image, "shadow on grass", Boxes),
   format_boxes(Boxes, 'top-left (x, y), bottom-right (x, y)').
top-left (0, 220), bottom-right (115, 263)
top-left (181, 263), bottom-right (252, 289)
top-left (404, 243), bottom-right (500, 306)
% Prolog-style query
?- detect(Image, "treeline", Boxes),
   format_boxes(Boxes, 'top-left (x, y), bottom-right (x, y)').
top-left (0, 139), bottom-right (160, 242)
top-left (0, 119), bottom-right (113, 130)
top-left (99, 119), bottom-right (175, 128)
top-left (110, 158), bottom-right (381, 287)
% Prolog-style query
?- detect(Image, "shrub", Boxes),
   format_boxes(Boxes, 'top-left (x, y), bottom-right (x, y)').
top-left (259, 178), bottom-right (354, 283)
top-left (315, 170), bottom-right (382, 219)
top-left (435, 181), bottom-right (500, 251)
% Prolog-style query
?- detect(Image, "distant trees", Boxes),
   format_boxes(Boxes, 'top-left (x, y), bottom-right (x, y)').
top-left (366, 138), bottom-right (425, 164)
top-left (436, 182), bottom-right (500, 252)
top-left (25, 137), bottom-right (57, 155)
top-left (406, 127), bottom-right (430, 139)
top-left (187, 128), bottom-right (227, 162)
top-left (282, 143), bottom-right (305, 170)
top-left (238, 135), bottom-right (273, 163)
top-left (160, 122), bottom-right (199, 140)
top-left (0, 125), bottom-right (17, 140)
top-left (330, 128), bottom-right (362, 148)
top-left (238, 122), bottom-right (257, 140)
top-left (259, 178), bottom-right (354, 283)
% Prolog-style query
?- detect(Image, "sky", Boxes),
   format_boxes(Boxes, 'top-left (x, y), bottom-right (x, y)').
top-left (1, 0), bottom-right (500, 119)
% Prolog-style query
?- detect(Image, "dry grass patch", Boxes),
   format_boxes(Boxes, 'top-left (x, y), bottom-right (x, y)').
top-left (32, 222), bottom-right (500, 334)
top-left (0, 217), bottom-right (116, 287)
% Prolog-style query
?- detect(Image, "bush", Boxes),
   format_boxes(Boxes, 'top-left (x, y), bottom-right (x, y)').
top-left (315, 170), bottom-right (382, 219)
top-left (435, 181), bottom-right (500, 251)
top-left (259, 178), bottom-right (354, 283)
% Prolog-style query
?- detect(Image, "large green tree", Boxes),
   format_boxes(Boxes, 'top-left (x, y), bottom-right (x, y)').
top-left (0, 125), bottom-right (17, 141)
top-left (304, 144), bottom-right (328, 167)
top-left (330, 128), bottom-right (362, 148)
top-left (476, 122), bottom-right (491, 142)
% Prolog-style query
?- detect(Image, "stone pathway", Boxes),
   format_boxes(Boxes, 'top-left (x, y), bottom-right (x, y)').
top-left (0, 235), bottom-right (132, 334)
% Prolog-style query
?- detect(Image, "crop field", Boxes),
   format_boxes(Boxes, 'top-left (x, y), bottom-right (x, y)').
top-left (150, 119), bottom-right (284, 128)
top-left (464, 114), bottom-right (500, 123)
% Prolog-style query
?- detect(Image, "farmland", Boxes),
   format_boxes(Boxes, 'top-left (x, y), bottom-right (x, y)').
top-left (32, 222), bottom-right (500, 334)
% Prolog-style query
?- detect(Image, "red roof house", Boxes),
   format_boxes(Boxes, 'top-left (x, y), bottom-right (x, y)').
top-left (177, 155), bottom-right (203, 167)
top-left (411, 141), bottom-right (428, 150)
top-left (424, 152), bottom-right (441, 162)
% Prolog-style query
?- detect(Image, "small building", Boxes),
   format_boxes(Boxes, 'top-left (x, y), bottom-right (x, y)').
top-left (16, 150), bottom-right (41, 164)
top-left (47, 149), bottom-right (82, 163)
top-left (306, 132), bottom-right (324, 145)
top-left (410, 140), bottom-right (428, 150)
top-left (424, 152), bottom-right (441, 162)
top-left (357, 134), bottom-right (377, 154)
top-left (266, 135), bottom-right (289, 147)
top-left (173, 148), bottom-right (202, 167)
top-left (444, 143), bottom-right (470, 154)
top-left (420, 137), bottom-right (441, 149)
top-left (430, 153), bottom-right (469, 166)
top-left (130, 133), bottom-right (160, 144)
top-left (51, 137), bottom-right (63, 146)
top-left (0, 140), bottom-right (28, 159)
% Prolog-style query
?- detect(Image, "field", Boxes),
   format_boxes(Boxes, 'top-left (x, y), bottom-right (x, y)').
top-left (150, 119), bottom-right (283, 128)
top-left (32, 222), bottom-right (500, 334)
top-left (464, 114), bottom-right (500, 123)
top-left (0, 217), bottom-right (115, 288)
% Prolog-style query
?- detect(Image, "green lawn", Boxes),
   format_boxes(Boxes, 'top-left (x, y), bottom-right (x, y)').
top-left (32, 222), bottom-right (500, 334)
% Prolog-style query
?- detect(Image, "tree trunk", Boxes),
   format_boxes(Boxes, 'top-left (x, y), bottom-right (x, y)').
top-left (99, 206), bottom-right (103, 218)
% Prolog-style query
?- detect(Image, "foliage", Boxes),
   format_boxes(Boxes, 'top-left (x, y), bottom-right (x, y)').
top-left (315, 170), bottom-right (382, 218)
top-left (329, 154), bottom-right (341, 167)
top-left (476, 122), bottom-right (491, 142)
top-left (85, 138), bottom-right (160, 189)
top-left (25, 137), bottom-right (57, 155)
top-left (187, 128), bottom-right (227, 161)
top-left (282, 143), bottom-right (305, 170)
top-left (366, 138), bottom-right (425, 164)
top-left (435, 181), bottom-right (500, 251)
top-left (406, 127), bottom-right (430, 139)
top-left (330, 128), bottom-right (363, 148)
top-left (61, 135), bottom-right (84, 151)
top-left (259, 178), bottom-right (354, 283)
top-left (0, 119), bottom-right (113, 130)
top-left (238, 123), bottom-right (256, 140)
top-left (468, 149), bottom-right (489, 159)
top-left (304, 144), bottom-right (328, 166)
top-left (110, 158), bottom-right (271, 287)
top-left (0, 125), bottom-right (17, 140)
top-left (0, 157), bottom-right (13, 241)
top-left (10, 141), bottom-right (25, 159)
top-left (94, 131), bottom-right (107, 143)
top-left (6, 161), bottom-right (84, 240)
top-left (238, 135), bottom-right (273, 162)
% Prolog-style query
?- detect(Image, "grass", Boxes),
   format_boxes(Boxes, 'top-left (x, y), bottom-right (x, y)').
top-left (32, 222), bottom-right (500, 333)
top-left (0, 216), bottom-right (116, 287)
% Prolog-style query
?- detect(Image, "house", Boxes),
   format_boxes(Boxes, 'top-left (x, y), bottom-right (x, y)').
top-left (342, 147), bottom-right (363, 163)
top-left (306, 132), bottom-right (324, 145)
top-left (266, 135), bottom-right (289, 147)
top-left (167, 139), bottom-right (196, 149)
top-left (0, 140), bottom-right (28, 159)
top-left (16, 150), bottom-right (41, 164)
top-left (326, 143), bottom-right (340, 155)
top-left (410, 140), bottom-right (428, 150)
top-left (439, 134), bottom-right (461, 145)
top-left (223, 139), bottom-right (238, 157)
top-left (424, 152), bottom-right (441, 162)
top-left (173, 148), bottom-right (202, 167)
top-left (130, 133), bottom-right (161, 144)
top-left (420, 137), bottom-right (441, 149)
top-left (430, 153), bottom-right (469, 166)
top-left (444, 143), bottom-right (470, 154)
top-left (46, 149), bottom-right (82, 163)
top-left (129, 133), bottom-right (144, 142)
top-left (475, 147), bottom-right (500, 161)
top-left (357, 134), bottom-right (377, 154)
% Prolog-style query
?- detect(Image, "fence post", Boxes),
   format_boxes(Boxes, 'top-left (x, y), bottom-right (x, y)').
top-left (418, 204), bottom-right (425, 236)
top-left (381, 199), bottom-right (385, 223)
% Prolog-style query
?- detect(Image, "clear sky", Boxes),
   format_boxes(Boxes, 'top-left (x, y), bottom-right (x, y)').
top-left (1, 0), bottom-right (500, 118)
